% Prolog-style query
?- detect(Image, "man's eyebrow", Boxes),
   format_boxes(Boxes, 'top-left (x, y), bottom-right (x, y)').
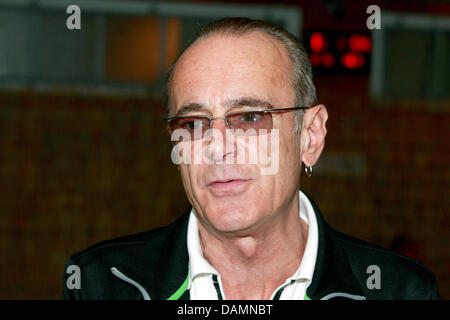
top-left (173, 98), bottom-right (273, 116)
top-left (223, 97), bottom-right (274, 109)
top-left (174, 103), bottom-right (207, 116)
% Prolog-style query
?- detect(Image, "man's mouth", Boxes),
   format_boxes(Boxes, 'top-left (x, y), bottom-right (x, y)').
top-left (207, 179), bottom-right (252, 196)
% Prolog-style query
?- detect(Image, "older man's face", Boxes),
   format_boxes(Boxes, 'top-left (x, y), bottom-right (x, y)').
top-left (169, 31), bottom-right (303, 234)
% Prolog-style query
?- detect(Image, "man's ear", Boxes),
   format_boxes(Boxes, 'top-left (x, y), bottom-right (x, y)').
top-left (301, 104), bottom-right (328, 167)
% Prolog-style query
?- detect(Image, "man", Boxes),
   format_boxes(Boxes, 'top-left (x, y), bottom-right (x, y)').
top-left (63, 18), bottom-right (439, 300)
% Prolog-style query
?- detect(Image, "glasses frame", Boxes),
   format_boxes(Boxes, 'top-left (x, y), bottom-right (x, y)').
top-left (163, 106), bottom-right (311, 134)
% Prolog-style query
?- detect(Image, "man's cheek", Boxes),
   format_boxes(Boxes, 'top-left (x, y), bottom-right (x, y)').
top-left (259, 130), bottom-right (280, 176)
top-left (180, 165), bottom-right (197, 196)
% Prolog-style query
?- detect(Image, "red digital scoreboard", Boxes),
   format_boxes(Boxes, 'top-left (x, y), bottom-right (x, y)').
top-left (305, 31), bottom-right (372, 74)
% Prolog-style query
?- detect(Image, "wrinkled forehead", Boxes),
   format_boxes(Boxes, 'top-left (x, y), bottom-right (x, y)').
top-left (168, 31), bottom-right (294, 115)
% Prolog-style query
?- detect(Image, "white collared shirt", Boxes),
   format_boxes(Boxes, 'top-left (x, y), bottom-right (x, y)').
top-left (187, 190), bottom-right (318, 300)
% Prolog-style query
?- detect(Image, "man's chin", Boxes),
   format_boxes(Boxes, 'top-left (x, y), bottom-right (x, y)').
top-left (202, 209), bottom-right (260, 235)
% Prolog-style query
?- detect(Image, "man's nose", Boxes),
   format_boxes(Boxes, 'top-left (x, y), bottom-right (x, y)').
top-left (211, 117), bottom-right (229, 132)
top-left (204, 118), bottom-right (233, 163)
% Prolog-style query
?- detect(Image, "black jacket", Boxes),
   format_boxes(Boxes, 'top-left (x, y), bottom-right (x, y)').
top-left (62, 197), bottom-right (440, 300)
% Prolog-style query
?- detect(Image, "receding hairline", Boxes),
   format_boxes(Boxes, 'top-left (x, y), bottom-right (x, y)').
top-left (164, 17), bottom-right (317, 122)
top-left (166, 30), bottom-right (296, 114)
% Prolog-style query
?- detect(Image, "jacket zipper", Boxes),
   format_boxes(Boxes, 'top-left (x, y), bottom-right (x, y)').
top-left (110, 267), bottom-right (151, 300)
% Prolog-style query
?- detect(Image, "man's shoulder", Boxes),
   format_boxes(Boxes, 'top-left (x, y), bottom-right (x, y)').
top-left (335, 230), bottom-right (434, 277)
top-left (64, 229), bottom-right (161, 281)
top-left (62, 212), bottom-right (190, 299)
top-left (334, 230), bottom-right (440, 299)
top-left (68, 213), bottom-right (188, 268)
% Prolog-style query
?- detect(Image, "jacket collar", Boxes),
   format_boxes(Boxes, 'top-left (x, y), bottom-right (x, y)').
top-left (113, 196), bottom-right (365, 300)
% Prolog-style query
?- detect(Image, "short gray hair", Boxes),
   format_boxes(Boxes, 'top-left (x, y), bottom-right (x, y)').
top-left (163, 17), bottom-right (318, 130)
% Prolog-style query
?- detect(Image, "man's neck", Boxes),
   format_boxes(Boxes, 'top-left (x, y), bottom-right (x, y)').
top-left (196, 197), bottom-right (308, 299)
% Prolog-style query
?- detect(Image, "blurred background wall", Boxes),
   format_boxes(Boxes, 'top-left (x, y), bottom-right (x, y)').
top-left (0, 0), bottom-right (448, 299)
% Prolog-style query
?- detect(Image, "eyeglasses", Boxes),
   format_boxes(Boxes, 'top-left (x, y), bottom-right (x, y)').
top-left (163, 106), bottom-right (310, 140)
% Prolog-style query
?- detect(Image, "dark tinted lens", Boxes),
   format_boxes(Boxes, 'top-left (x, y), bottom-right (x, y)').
top-left (169, 117), bottom-right (210, 140)
top-left (228, 111), bottom-right (272, 135)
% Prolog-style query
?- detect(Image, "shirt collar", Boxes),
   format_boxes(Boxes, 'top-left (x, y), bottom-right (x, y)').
top-left (186, 190), bottom-right (319, 290)
top-left (289, 190), bottom-right (318, 284)
top-left (187, 210), bottom-right (219, 289)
